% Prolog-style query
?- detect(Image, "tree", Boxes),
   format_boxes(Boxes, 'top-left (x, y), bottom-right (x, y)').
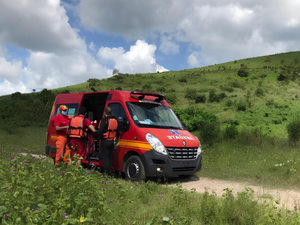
top-left (113, 68), bottom-right (120, 76)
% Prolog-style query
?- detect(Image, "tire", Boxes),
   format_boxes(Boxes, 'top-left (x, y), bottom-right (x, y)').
top-left (124, 155), bottom-right (146, 181)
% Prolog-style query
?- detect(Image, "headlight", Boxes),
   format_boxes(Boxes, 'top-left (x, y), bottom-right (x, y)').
top-left (197, 145), bottom-right (202, 157)
top-left (146, 133), bottom-right (167, 155)
top-left (195, 136), bottom-right (202, 157)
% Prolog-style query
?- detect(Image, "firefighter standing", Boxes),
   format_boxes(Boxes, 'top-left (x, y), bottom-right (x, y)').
top-left (68, 106), bottom-right (96, 166)
top-left (53, 105), bottom-right (72, 165)
top-left (96, 107), bottom-right (119, 174)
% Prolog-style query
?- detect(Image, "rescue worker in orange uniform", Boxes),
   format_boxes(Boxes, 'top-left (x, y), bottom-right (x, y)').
top-left (68, 106), bottom-right (96, 166)
top-left (53, 105), bottom-right (72, 165)
top-left (96, 107), bottom-right (119, 174)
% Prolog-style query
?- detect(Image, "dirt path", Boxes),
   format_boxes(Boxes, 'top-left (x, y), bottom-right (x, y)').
top-left (167, 176), bottom-right (300, 211)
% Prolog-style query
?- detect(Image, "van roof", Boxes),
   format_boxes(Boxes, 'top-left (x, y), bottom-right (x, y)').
top-left (55, 90), bottom-right (169, 106)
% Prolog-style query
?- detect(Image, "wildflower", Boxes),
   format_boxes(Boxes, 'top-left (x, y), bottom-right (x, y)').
top-left (10, 156), bottom-right (15, 159)
top-left (8, 188), bottom-right (11, 192)
top-left (26, 160), bottom-right (29, 163)
top-left (97, 167), bottom-right (100, 170)
top-left (86, 171), bottom-right (90, 174)
top-left (159, 194), bottom-right (164, 198)
top-left (12, 170), bottom-right (15, 173)
top-left (65, 216), bottom-right (69, 219)
top-left (108, 181), bottom-right (111, 183)
top-left (33, 161), bottom-right (36, 163)
top-left (102, 188), bottom-right (105, 191)
top-left (23, 163), bottom-right (26, 165)
top-left (64, 213), bottom-right (67, 215)
top-left (102, 180), bottom-right (105, 183)
top-left (14, 164), bottom-right (17, 167)
top-left (32, 156), bottom-right (36, 159)
top-left (107, 200), bottom-right (113, 203)
top-left (36, 207), bottom-right (39, 210)
top-left (80, 217), bottom-right (86, 222)
top-left (3, 215), bottom-right (6, 219)
top-left (7, 159), bottom-right (11, 161)
top-left (101, 174), bottom-right (103, 177)
top-left (61, 172), bottom-right (65, 176)
top-left (59, 154), bottom-right (63, 157)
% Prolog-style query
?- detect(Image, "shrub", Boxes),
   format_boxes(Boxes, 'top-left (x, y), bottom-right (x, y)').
top-left (156, 86), bottom-right (166, 93)
top-left (178, 77), bottom-right (187, 83)
top-left (184, 88), bottom-right (197, 100)
top-left (237, 101), bottom-right (246, 111)
top-left (195, 94), bottom-right (206, 103)
top-left (165, 93), bottom-right (177, 105)
top-left (287, 118), bottom-right (300, 143)
top-left (169, 88), bottom-right (176, 92)
top-left (255, 87), bottom-right (264, 97)
top-left (142, 84), bottom-right (152, 92)
top-left (237, 64), bottom-right (249, 77)
top-left (199, 121), bottom-right (221, 146)
top-left (224, 123), bottom-right (239, 140)
top-left (220, 85), bottom-right (234, 93)
top-left (87, 78), bottom-right (101, 87)
top-left (115, 86), bottom-right (122, 90)
top-left (225, 100), bottom-right (233, 107)
top-left (208, 89), bottom-right (218, 102)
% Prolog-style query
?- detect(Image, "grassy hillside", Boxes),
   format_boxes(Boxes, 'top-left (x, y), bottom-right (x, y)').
top-left (1, 51), bottom-right (300, 139)
top-left (51, 51), bottom-right (300, 139)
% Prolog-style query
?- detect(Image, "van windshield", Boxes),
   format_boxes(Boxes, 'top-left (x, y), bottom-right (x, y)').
top-left (126, 102), bottom-right (184, 130)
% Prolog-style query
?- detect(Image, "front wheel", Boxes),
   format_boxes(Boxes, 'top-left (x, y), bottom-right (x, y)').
top-left (124, 155), bottom-right (146, 181)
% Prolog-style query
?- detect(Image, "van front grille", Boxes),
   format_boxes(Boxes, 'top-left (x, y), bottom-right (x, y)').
top-left (166, 147), bottom-right (198, 159)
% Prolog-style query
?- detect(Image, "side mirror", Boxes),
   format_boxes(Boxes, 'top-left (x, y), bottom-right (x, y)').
top-left (118, 117), bottom-right (130, 133)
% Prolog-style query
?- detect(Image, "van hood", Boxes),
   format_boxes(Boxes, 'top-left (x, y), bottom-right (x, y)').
top-left (141, 128), bottom-right (200, 148)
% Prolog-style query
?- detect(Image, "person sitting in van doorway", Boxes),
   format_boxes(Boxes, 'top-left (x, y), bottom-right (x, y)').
top-left (68, 106), bottom-right (96, 166)
top-left (96, 107), bottom-right (119, 175)
top-left (53, 105), bottom-right (72, 165)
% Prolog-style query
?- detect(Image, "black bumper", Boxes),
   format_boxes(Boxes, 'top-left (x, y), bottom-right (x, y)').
top-left (140, 150), bottom-right (202, 177)
top-left (45, 145), bottom-right (56, 156)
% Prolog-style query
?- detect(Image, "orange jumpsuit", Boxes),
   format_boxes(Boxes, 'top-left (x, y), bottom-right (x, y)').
top-left (53, 114), bottom-right (71, 164)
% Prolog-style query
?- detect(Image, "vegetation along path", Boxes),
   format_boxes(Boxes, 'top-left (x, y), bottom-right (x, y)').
top-left (168, 176), bottom-right (300, 211)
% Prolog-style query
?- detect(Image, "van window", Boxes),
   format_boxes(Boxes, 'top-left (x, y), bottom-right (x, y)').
top-left (126, 102), bottom-right (184, 130)
top-left (55, 104), bottom-right (79, 117)
top-left (109, 103), bottom-right (127, 119)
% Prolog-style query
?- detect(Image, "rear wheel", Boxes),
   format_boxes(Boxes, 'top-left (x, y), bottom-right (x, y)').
top-left (124, 155), bottom-right (146, 181)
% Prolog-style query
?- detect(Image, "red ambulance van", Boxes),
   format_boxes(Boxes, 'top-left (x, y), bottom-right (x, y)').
top-left (45, 90), bottom-right (202, 181)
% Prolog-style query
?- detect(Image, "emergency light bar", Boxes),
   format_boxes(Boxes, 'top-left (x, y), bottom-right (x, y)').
top-left (130, 91), bottom-right (165, 102)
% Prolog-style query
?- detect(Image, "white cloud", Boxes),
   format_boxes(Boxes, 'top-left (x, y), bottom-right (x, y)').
top-left (159, 35), bottom-right (179, 55)
top-left (0, 0), bottom-right (85, 55)
top-left (188, 52), bottom-right (201, 68)
top-left (24, 50), bottom-right (111, 91)
top-left (79, 0), bottom-right (300, 66)
top-left (97, 40), bottom-right (168, 74)
top-left (0, 80), bottom-right (29, 96)
top-left (88, 42), bottom-right (96, 51)
top-left (0, 58), bottom-right (23, 83)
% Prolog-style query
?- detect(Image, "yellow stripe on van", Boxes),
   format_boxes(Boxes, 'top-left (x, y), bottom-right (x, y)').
top-left (51, 134), bottom-right (57, 141)
top-left (126, 140), bottom-right (152, 151)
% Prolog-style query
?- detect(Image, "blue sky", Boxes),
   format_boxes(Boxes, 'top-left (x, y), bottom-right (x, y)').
top-left (0, 0), bottom-right (300, 96)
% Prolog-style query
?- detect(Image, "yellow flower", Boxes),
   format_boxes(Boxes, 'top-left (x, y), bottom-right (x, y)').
top-left (80, 217), bottom-right (86, 222)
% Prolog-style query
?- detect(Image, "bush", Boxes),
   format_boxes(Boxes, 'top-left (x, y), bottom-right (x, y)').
top-left (237, 101), bottom-right (246, 111)
top-left (195, 94), bottom-right (206, 103)
top-left (115, 86), bottom-right (122, 90)
top-left (237, 64), bottom-right (249, 77)
top-left (142, 84), bottom-right (152, 92)
top-left (184, 88), bottom-right (197, 100)
top-left (156, 86), bottom-right (166, 93)
top-left (178, 77), bottom-right (187, 83)
top-left (225, 100), bottom-right (233, 107)
top-left (255, 87), bottom-right (264, 97)
top-left (87, 78), bottom-right (101, 87)
top-left (165, 93), bottom-right (177, 105)
top-left (287, 118), bottom-right (300, 143)
top-left (224, 123), bottom-right (239, 140)
top-left (220, 85), bottom-right (234, 93)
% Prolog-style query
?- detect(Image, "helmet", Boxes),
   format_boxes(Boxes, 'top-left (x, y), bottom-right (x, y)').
top-left (59, 105), bottom-right (68, 111)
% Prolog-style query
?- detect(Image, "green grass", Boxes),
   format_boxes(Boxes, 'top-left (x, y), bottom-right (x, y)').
top-left (1, 145), bottom-right (300, 224)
